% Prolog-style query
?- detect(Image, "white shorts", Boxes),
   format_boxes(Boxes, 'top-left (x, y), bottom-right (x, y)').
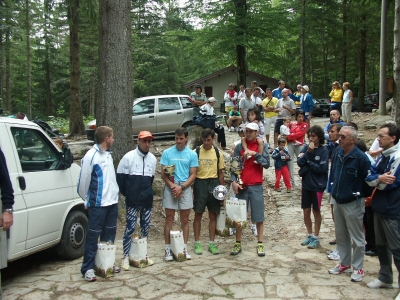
top-left (264, 116), bottom-right (277, 133)
top-left (162, 185), bottom-right (193, 210)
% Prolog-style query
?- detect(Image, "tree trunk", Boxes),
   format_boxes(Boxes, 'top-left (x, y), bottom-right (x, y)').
top-left (68, 0), bottom-right (85, 135)
top-left (234, 0), bottom-right (247, 87)
top-left (97, 0), bottom-right (133, 162)
top-left (359, 13), bottom-right (367, 112)
top-left (379, 0), bottom-right (389, 115)
top-left (393, 0), bottom-right (400, 123)
top-left (300, 0), bottom-right (306, 84)
top-left (44, 0), bottom-right (52, 116)
top-left (341, 0), bottom-right (347, 83)
top-left (25, 0), bottom-right (31, 118)
top-left (5, 27), bottom-right (11, 113)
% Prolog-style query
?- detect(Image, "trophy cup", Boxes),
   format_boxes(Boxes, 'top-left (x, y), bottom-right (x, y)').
top-left (163, 165), bottom-right (176, 183)
top-left (212, 185), bottom-right (228, 201)
top-left (230, 157), bottom-right (243, 185)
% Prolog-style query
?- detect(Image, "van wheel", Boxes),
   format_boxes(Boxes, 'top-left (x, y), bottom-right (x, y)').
top-left (183, 121), bottom-right (193, 130)
top-left (56, 211), bottom-right (88, 260)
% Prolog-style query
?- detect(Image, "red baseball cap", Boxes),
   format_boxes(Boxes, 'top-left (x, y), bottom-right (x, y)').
top-left (138, 131), bottom-right (154, 139)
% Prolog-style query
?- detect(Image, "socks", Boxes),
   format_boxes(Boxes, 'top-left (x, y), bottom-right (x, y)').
top-left (165, 244), bottom-right (170, 251)
top-left (313, 235), bottom-right (319, 239)
top-left (209, 241), bottom-right (214, 245)
top-left (184, 244), bottom-right (187, 249)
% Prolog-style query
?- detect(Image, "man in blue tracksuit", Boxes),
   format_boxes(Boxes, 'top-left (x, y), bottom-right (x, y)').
top-left (365, 123), bottom-right (400, 293)
top-left (117, 131), bottom-right (157, 271)
top-left (78, 126), bottom-right (120, 282)
top-left (328, 126), bottom-right (371, 282)
top-left (288, 85), bottom-right (314, 124)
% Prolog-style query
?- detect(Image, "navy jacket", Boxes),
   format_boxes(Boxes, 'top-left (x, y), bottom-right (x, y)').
top-left (365, 143), bottom-right (400, 219)
top-left (271, 147), bottom-right (291, 170)
top-left (0, 148), bottom-right (14, 209)
top-left (330, 146), bottom-right (371, 204)
top-left (297, 145), bottom-right (329, 192)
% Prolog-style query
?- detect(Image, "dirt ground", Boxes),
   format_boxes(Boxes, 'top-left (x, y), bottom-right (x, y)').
top-left (67, 111), bottom-right (393, 244)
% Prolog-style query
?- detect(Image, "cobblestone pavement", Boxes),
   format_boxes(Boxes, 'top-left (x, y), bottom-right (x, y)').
top-left (3, 118), bottom-right (399, 299)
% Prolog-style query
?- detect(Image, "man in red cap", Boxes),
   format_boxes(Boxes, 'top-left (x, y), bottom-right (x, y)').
top-left (116, 131), bottom-right (157, 270)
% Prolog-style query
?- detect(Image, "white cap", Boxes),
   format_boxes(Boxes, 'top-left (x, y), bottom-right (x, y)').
top-left (246, 122), bottom-right (259, 131)
top-left (302, 85), bottom-right (309, 92)
top-left (207, 97), bottom-right (217, 102)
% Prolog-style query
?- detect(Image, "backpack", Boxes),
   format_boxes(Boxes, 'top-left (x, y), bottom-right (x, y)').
top-left (196, 145), bottom-right (220, 175)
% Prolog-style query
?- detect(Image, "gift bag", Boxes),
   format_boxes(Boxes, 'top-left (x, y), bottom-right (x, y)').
top-left (129, 236), bottom-right (153, 268)
top-left (170, 230), bottom-right (186, 262)
top-left (216, 208), bottom-right (230, 237)
top-left (94, 243), bottom-right (116, 278)
top-left (225, 199), bottom-right (248, 229)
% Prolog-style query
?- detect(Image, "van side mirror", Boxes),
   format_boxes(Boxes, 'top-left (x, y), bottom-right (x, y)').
top-left (61, 148), bottom-right (73, 169)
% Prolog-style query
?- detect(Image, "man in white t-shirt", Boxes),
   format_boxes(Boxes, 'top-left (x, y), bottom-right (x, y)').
top-left (239, 88), bottom-right (255, 122)
top-left (274, 89), bottom-right (295, 146)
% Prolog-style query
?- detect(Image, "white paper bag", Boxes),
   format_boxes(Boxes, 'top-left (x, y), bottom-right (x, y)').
top-left (170, 230), bottom-right (186, 262)
top-left (129, 237), bottom-right (152, 268)
top-left (94, 243), bottom-right (116, 278)
top-left (225, 199), bottom-right (248, 229)
top-left (216, 208), bottom-right (230, 237)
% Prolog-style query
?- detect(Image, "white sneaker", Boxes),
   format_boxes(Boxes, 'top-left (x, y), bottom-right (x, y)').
top-left (84, 269), bottom-right (96, 282)
top-left (229, 228), bottom-right (236, 236)
top-left (228, 128), bottom-right (232, 132)
top-left (251, 224), bottom-right (258, 236)
top-left (327, 249), bottom-right (340, 260)
top-left (164, 249), bottom-right (173, 262)
top-left (121, 256), bottom-right (130, 271)
top-left (184, 248), bottom-right (191, 260)
top-left (367, 278), bottom-right (393, 289)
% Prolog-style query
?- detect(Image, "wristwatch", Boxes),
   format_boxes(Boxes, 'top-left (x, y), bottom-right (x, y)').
top-left (3, 208), bottom-right (13, 214)
top-left (181, 184), bottom-right (186, 191)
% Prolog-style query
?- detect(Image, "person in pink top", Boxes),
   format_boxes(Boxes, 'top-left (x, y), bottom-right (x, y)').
top-left (286, 110), bottom-right (309, 186)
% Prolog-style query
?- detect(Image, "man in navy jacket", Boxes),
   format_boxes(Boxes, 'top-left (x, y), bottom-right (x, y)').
top-left (328, 126), bottom-right (371, 282)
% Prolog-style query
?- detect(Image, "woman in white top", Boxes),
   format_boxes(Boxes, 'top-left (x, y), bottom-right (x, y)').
top-left (341, 82), bottom-right (353, 123)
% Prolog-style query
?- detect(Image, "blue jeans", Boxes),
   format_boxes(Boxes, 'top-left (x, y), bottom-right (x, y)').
top-left (81, 203), bottom-right (118, 275)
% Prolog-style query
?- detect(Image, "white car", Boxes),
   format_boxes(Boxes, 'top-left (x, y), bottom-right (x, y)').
top-left (86, 94), bottom-right (194, 140)
top-left (0, 118), bottom-right (87, 266)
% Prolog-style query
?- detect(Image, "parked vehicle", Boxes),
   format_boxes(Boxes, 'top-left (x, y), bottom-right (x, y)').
top-left (352, 97), bottom-right (376, 112)
top-left (86, 94), bottom-right (194, 140)
top-left (365, 92), bottom-right (393, 106)
top-left (0, 118), bottom-right (87, 266)
top-left (312, 98), bottom-right (330, 117)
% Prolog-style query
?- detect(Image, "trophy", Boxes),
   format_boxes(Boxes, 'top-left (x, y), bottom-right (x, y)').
top-left (230, 157), bottom-right (244, 185)
top-left (163, 165), bottom-right (176, 183)
top-left (212, 185), bottom-right (228, 201)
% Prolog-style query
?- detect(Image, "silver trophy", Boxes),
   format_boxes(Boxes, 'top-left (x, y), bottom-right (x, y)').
top-left (212, 185), bottom-right (228, 201)
top-left (230, 156), bottom-right (244, 185)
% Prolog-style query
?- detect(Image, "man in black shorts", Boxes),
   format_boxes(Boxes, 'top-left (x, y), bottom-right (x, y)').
top-left (193, 129), bottom-right (225, 255)
top-left (297, 125), bottom-right (329, 249)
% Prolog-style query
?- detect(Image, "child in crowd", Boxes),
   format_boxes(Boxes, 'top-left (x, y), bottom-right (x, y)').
top-left (241, 108), bottom-right (264, 161)
top-left (280, 116), bottom-right (302, 145)
top-left (271, 138), bottom-right (292, 193)
top-left (53, 138), bottom-right (64, 150)
top-left (230, 124), bottom-right (246, 155)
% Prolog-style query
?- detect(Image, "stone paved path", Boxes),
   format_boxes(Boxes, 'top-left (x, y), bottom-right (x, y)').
top-left (3, 118), bottom-right (399, 299)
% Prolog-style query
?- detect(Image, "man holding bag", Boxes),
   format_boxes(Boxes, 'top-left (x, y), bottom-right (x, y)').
top-left (116, 131), bottom-right (157, 271)
top-left (193, 129), bottom-right (225, 255)
top-left (78, 126), bottom-right (120, 282)
top-left (230, 123), bottom-right (270, 257)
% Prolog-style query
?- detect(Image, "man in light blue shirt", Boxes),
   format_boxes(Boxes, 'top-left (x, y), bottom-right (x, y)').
top-left (160, 128), bottom-right (199, 261)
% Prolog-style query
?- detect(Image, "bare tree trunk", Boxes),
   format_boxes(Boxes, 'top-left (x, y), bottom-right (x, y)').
top-left (379, 0), bottom-right (389, 115)
top-left (234, 0), bottom-right (247, 87)
top-left (25, 0), bottom-right (31, 118)
top-left (44, 0), bottom-right (52, 116)
top-left (68, 0), bottom-right (85, 135)
top-left (97, 0), bottom-right (133, 162)
top-left (5, 28), bottom-right (11, 112)
top-left (359, 13), bottom-right (367, 112)
top-left (393, 0), bottom-right (400, 123)
top-left (300, 0), bottom-right (306, 84)
top-left (341, 0), bottom-right (347, 83)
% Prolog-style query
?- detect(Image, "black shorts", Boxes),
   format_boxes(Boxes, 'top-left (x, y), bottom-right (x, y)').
top-left (193, 178), bottom-right (221, 213)
top-left (274, 118), bottom-right (284, 134)
top-left (301, 188), bottom-right (323, 210)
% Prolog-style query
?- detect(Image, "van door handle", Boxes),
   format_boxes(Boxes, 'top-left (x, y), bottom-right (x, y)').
top-left (177, 112), bottom-right (182, 115)
top-left (18, 176), bottom-right (26, 190)
top-left (149, 115), bottom-right (154, 118)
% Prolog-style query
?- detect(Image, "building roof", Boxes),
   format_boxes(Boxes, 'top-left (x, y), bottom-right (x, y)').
top-left (184, 65), bottom-right (279, 88)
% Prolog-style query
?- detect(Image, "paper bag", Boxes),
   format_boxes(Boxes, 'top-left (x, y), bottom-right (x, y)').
top-left (170, 230), bottom-right (186, 262)
top-left (129, 236), bottom-right (152, 268)
top-left (94, 243), bottom-right (116, 278)
top-left (216, 208), bottom-right (230, 237)
top-left (225, 199), bottom-right (248, 229)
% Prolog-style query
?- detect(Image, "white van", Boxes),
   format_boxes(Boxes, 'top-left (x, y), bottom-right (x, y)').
top-left (0, 118), bottom-right (87, 267)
